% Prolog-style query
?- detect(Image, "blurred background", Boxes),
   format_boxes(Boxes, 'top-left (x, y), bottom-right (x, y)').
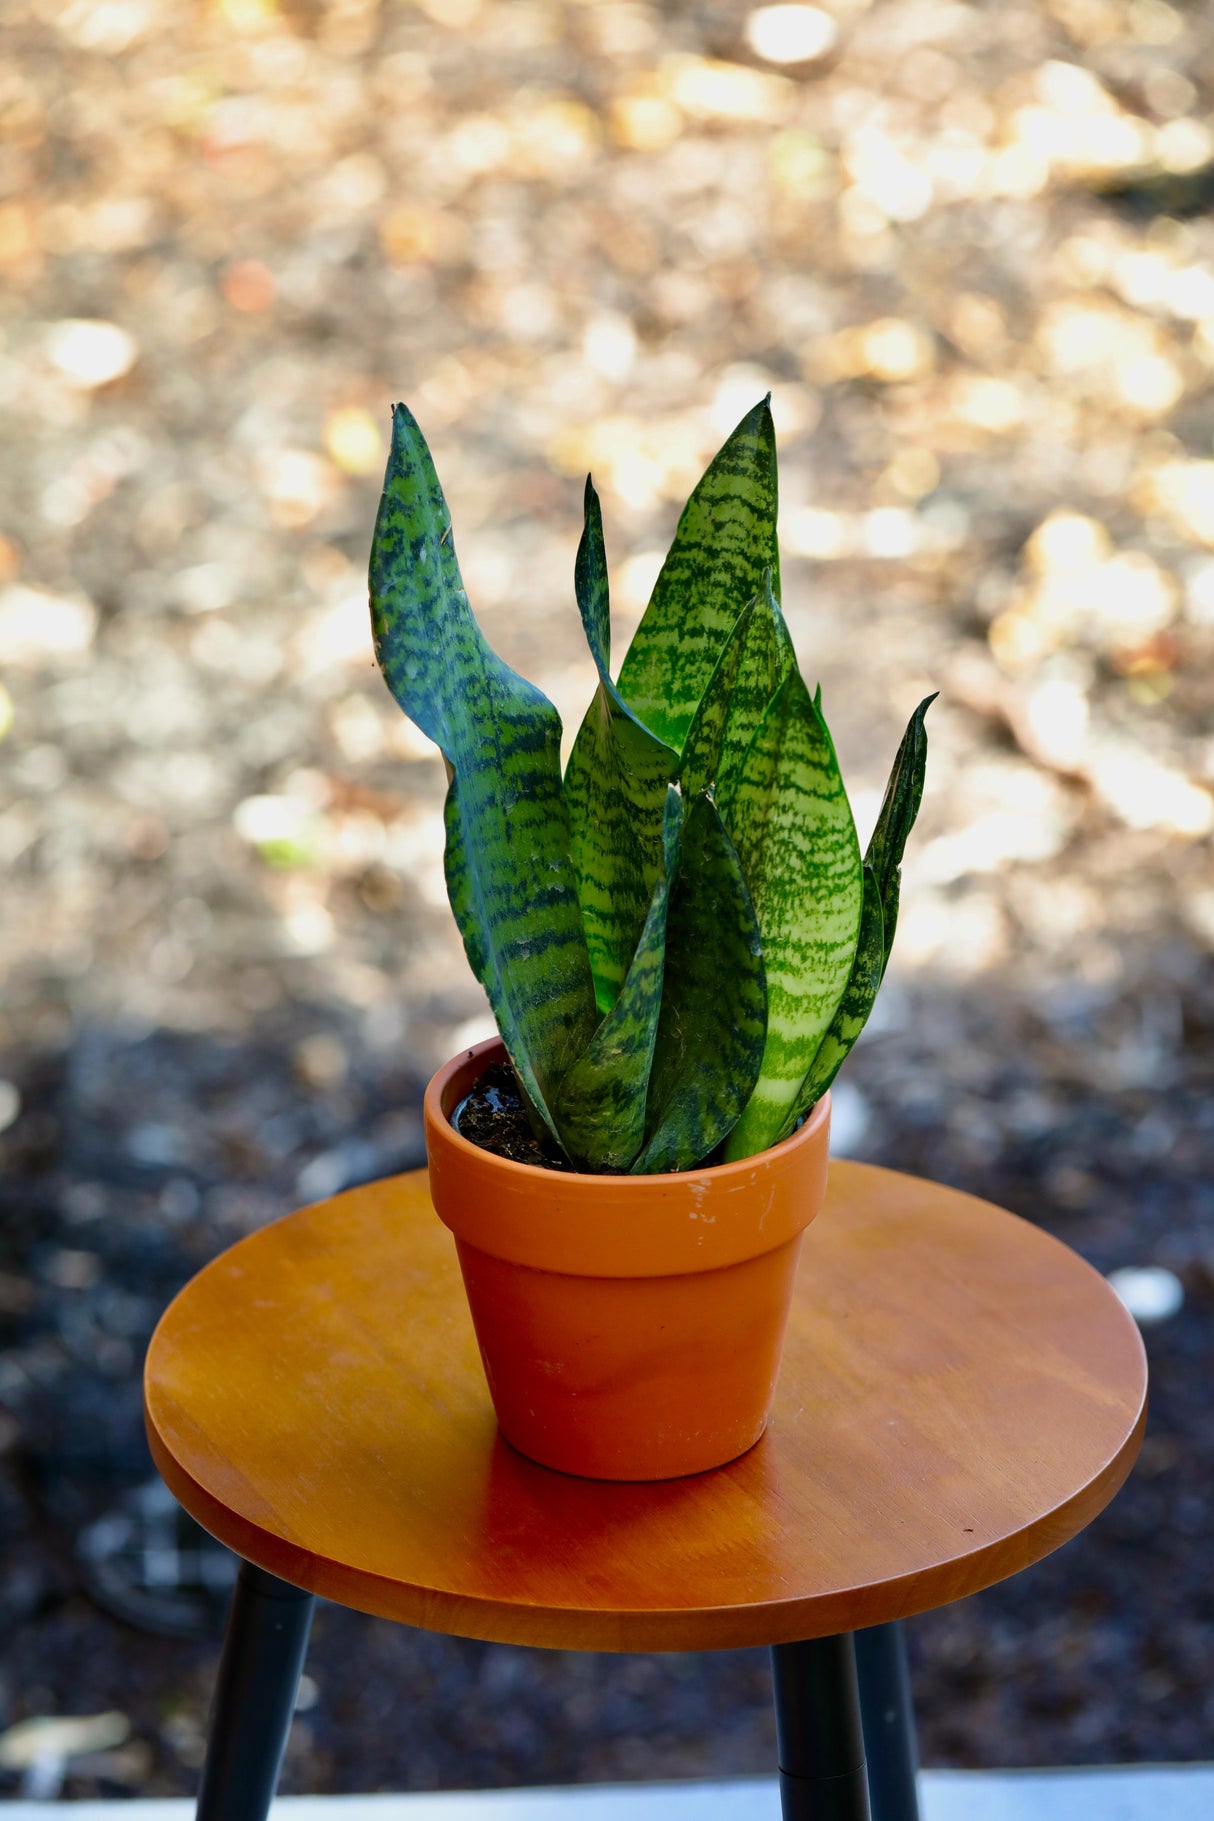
top-left (2, 0), bottom-right (1213, 1799)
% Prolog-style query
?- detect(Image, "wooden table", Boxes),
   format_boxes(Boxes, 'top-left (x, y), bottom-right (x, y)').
top-left (144, 1162), bottom-right (1146, 1821)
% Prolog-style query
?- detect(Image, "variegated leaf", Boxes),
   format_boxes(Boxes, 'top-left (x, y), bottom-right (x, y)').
top-left (617, 399), bottom-right (780, 753)
top-left (564, 479), bottom-right (678, 1014)
top-left (866, 693), bottom-right (937, 981)
top-left (718, 672), bottom-right (863, 1161)
top-left (680, 568), bottom-right (796, 799)
top-left (634, 793), bottom-right (767, 1174)
top-left (553, 789), bottom-right (682, 1171)
top-left (775, 697), bottom-right (935, 1133)
top-left (777, 862), bottom-right (884, 1137)
top-left (370, 404), bottom-right (598, 1138)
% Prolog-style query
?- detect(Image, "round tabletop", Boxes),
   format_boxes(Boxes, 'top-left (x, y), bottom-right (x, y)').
top-left (144, 1162), bottom-right (1146, 1653)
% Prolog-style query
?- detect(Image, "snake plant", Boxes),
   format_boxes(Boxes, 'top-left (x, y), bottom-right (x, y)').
top-left (370, 399), bottom-right (932, 1173)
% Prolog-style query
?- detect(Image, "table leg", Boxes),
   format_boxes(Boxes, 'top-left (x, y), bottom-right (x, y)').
top-left (196, 1559), bottom-right (315, 1821)
top-left (770, 1635), bottom-right (871, 1821)
top-left (855, 1623), bottom-right (920, 1821)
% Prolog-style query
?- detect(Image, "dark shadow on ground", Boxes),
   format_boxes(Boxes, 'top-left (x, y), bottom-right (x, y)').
top-left (1, 973), bottom-right (1212, 1795)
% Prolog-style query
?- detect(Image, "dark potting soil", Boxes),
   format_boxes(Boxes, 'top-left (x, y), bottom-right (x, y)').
top-left (452, 1061), bottom-right (574, 1171)
top-left (450, 1061), bottom-right (737, 1173)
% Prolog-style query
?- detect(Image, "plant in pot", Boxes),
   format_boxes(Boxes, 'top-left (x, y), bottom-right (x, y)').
top-left (369, 397), bottom-right (933, 1481)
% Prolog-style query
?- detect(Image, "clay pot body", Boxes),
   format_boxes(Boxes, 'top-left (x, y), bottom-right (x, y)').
top-left (424, 1039), bottom-right (831, 1481)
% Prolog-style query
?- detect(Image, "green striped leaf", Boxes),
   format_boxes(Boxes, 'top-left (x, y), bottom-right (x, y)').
top-left (553, 789), bottom-right (682, 1171)
top-left (617, 399), bottom-right (780, 753)
top-left (774, 698), bottom-right (935, 1134)
top-left (680, 568), bottom-right (796, 799)
top-left (564, 479), bottom-right (678, 1015)
top-left (370, 404), bottom-right (598, 1138)
top-left (777, 863), bottom-right (884, 1137)
top-left (867, 693), bottom-right (937, 982)
top-left (634, 793), bottom-right (767, 1174)
top-left (718, 673), bottom-right (863, 1161)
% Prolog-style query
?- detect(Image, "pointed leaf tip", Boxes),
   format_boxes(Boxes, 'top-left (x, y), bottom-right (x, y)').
top-left (369, 403), bottom-right (597, 1135)
top-left (617, 399), bottom-right (781, 752)
top-left (865, 691), bottom-right (936, 984)
top-left (679, 576), bottom-right (795, 801)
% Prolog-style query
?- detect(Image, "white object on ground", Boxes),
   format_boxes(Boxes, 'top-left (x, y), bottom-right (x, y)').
top-left (0, 1712), bottom-right (131, 1772)
top-left (0, 1079), bottom-right (20, 1133)
top-left (45, 319), bottom-right (138, 389)
top-left (745, 5), bottom-right (838, 64)
top-left (1106, 1265), bottom-right (1184, 1325)
top-left (448, 1013), bottom-right (501, 1055)
top-left (0, 586), bottom-right (97, 666)
top-left (827, 1079), bottom-right (871, 1156)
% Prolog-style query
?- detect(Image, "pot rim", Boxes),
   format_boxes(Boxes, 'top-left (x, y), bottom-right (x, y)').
top-left (424, 1035), bottom-right (829, 1187)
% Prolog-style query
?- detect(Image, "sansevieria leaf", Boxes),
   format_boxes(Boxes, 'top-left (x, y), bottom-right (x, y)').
top-left (718, 673), bottom-right (863, 1161)
top-left (777, 863), bottom-right (884, 1138)
top-left (553, 789), bottom-right (682, 1171)
top-left (867, 693), bottom-right (937, 981)
top-left (617, 399), bottom-right (780, 753)
top-left (565, 480), bottom-right (678, 1014)
top-left (680, 568), bottom-right (796, 800)
top-left (370, 404), bottom-right (598, 1138)
top-left (773, 697), bottom-right (935, 1134)
top-left (634, 793), bottom-right (767, 1174)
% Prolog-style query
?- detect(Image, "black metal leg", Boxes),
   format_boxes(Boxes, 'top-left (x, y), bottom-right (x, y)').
top-left (855, 1622), bottom-right (920, 1821)
top-left (771, 1635), bottom-right (872, 1821)
top-left (196, 1559), bottom-right (315, 1821)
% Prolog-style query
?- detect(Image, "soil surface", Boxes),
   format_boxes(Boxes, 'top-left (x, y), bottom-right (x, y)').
top-left (2, 0), bottom-right (1214, 1800)
top-left (453, 1060), bottom-right (575, 1170)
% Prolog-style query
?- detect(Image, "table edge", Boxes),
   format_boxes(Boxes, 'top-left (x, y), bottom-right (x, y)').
top-left (145, 1370), bottom-right (1146, 1653)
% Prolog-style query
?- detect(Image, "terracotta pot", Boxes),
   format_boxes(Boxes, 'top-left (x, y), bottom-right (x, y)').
top-left (423, 1038), bottom-right (831, 1481)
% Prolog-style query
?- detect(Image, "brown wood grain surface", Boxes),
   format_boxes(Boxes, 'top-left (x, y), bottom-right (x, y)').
top-left (144, 1162), bottom-right (1146, 1652)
